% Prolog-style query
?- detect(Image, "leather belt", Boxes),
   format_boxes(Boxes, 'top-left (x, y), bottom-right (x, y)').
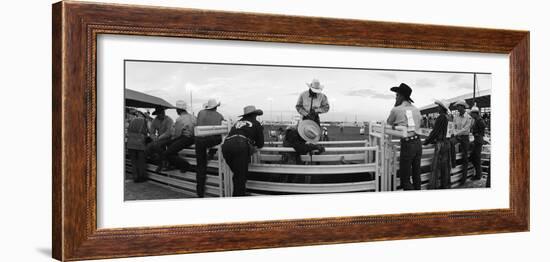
top-left (401, 135), bottom-right (420, 142)
top-left (225, 134), bottom-right (252, 144)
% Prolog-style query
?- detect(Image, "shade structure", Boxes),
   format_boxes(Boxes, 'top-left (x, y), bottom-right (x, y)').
top-left (419, 89), bottom-right (491, 115)
top-left (125, 89), bottom-right (174, 109)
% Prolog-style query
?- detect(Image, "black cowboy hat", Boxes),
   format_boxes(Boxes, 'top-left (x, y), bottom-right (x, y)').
top-left (390, 83), bottom-right (414, 103)
top-left (151, 107), bottom-right (165, 115)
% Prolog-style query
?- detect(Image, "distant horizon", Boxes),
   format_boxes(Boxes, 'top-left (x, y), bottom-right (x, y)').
top-left (125, 60), bottom-right (491, 123)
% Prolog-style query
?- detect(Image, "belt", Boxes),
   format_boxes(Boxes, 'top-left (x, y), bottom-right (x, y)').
top-left (401, 135), bottom-right (420, 142)
top-left (225, 134), bottom-right (251, 143)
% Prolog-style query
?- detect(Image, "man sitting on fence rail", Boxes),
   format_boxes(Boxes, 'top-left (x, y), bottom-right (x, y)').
top-left (195, 99), bottom-right (224, 198)
top-left (222, 105), bottom-right (265, 197)
top-left (387, 83), bottom-right (422, 190)
top-left (423, 100), bottom-right (453, 189)
top-left (158, 100), bottom-right (196, 173)
top-left (146, 107), bottom-right (174, 167)
top-left (282, 120), bottom-right (326, 164)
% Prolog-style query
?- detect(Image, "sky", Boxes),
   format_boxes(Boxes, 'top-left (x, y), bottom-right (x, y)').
top-left (125, 60), bottom-right (491, 123)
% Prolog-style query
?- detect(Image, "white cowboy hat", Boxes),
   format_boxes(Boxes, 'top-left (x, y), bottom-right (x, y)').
top-left (434, 99), bottom-right (450, 114)
top-left (175, 100), bottom-right (188, 110)
top-left (306, 79), bottom-right (324, 93)
top-left (203, 98), bottom-right (220, 109)
top-left (239, 105), bottom-right (263, 117)
top-left (454, 99), bottom-right (469, 108)
top-left (297, 119), bottom-right (321, 143)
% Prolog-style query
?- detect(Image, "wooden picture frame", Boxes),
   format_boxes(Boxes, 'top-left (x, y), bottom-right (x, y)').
top-left (52, 1), bottom-right (529, 261)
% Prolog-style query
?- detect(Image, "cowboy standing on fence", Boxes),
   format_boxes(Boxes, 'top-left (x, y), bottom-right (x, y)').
top-left (195, 99), bottom-right (224, 198)
top-left (387, 83), bottom-right (423, 190)
top-left (296, 79), bottom-right (330, 125)
top-left (221, 105), bottom-right (265, 197)
top-left (453, 99), bottom-right (472, 185)
top-left (469, 105), bottom-right (486, 181)
top-left (423, 100), bottom-right (453, 189)
top-left (158, 100), bottom-right (196, 173)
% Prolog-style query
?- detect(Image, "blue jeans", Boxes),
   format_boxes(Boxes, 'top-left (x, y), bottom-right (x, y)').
top-left (194, 135), bottom-right (222, 197)
top-left (399, 138), bottom-right (423, 190)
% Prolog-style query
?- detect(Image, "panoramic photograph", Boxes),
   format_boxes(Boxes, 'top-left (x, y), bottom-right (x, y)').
top-left (123, 60), bottom-right (491, 200)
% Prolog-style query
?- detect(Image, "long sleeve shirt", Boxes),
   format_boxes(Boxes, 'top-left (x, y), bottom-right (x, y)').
top-left (227, 116), bottom-right (264, 148)
top-left (196, 109), bottom-right (224, 126)
top-left (424, 114), bottom-right (450, 145)
top-left (172, 112), bottom-right (196, 139)
top-left (386, 101), bottom-right (422, 134)
top-left (471, 118), bottom-right (486, 143)
top-left (453, 113), bottom-right (472, 136)
top-left (150, 116), bottom-right (174, 141)
top-left (295, 90), bottom-right (330, 117)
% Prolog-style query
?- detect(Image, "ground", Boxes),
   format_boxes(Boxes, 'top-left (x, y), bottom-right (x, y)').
top-left (124, 180), bottom-right (189, 201)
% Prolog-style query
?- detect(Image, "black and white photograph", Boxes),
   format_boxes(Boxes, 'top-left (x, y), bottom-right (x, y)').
top-left (124, 60), bottom-right (491, 200)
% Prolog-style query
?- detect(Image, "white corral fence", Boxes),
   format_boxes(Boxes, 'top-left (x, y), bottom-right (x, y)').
top-left (127, 122), bottom-right (489, 198)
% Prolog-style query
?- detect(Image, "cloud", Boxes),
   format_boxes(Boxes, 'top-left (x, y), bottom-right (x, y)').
top-left (344, 88), bottom-right (394, 99)
top-left (376, 72), bottom-right (398, 80)
top-left (415, 78), bottom-right (436, 88)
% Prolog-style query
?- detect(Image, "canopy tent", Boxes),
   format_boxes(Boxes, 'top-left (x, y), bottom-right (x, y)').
top-left (419, 89), bottom-right (491, 115)
top-left (125, 89), bottom-right (174, 109)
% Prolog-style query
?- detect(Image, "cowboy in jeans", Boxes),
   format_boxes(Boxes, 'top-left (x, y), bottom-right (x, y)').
top-left (453, 99), bottom-right (472, 185)
top-left (222, 105), bottom-right (265, 197)
top-left (126, 111), bottom-right (149, 183)
top-left (387, 83), bottom-right (423, 190)
top-left (296, 79), bottom-right (330, 125)
top-left (469, 106), bottom-right (486, 181)
top-left (195, 99), bottom-right (224, 197)
top-left (423, 100), bottom-right (453, 189)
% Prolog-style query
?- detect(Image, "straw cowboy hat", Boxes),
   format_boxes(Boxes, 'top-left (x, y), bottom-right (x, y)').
top-left (175, 100), bottom-right (188, 111)
top-left (454, 99), bottom-right (469, 108)
top-left (203, 98), bottom-right (220, 109)
top-left (434, 99), bottom-right (450, 114)
top-left (297, 120), bottom-right (322, 143)
top-left (306, 79), bottom-right (324, 93)
top-left (239, 105), bottom-right (263, 117)
top-left (390, 83), bottom-right (414, 103)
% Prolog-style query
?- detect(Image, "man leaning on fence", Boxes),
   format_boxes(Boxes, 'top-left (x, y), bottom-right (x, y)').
top-left (469, 105), bottom-right (486, 182)
top-left (222, 105), bottom-right (265, 197)
top-left (195, 99), bottom-right (224, 198)
top-left (423, 100), bottom-right (453, 189)
top-left (387, 83), bottom-right (423, 190)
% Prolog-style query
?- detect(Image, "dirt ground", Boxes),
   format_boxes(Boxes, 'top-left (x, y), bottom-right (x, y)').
top-left (124, 180), bottom-right (191, 201)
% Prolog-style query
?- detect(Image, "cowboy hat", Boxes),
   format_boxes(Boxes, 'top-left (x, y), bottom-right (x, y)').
top-left (434, 99), bottom-right (450, 114)
top-left (175, 100), bottom-right (188, 110)
top-left (454, 99), bottom-right (469, 108)
top-left (203, 98), bottom-right (220, 109)
top-left (306, 79), bottom-right (324, 93)
top-left (390, 83), bottom-right (414, 103)
top-left (152, 107), bottom-right (165, 115)
top-left (239, 105), bottom-right (263, 117)
top-left (297, 120), bottom-right (321, 143)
